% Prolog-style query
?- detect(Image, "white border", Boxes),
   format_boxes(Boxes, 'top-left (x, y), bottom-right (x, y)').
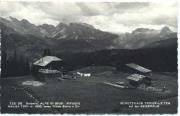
top-left (0, 0), bottom-right (179, 115)
top-left (0, 0), bottom-right (179, 3)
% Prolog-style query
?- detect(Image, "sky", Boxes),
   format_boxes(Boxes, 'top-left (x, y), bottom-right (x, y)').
top-left (0, 1), bottom-right (178, 33)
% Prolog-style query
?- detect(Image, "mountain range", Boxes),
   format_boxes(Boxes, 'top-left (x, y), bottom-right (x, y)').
top-left (0, 17), bottom-right (177, 72)
top-left (0, 17), bottom-right (118, 39)
top-left (0, 17), bottom-right (177, 59)
top-left (116, 26), bottom-right (177, 49)
top-left (0, 17), bottom-right (120, 54)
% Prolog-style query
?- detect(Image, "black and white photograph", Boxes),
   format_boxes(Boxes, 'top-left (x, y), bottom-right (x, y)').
top-left (0, 0), bottom-right (178, 114)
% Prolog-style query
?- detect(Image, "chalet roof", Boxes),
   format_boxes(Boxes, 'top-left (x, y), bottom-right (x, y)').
top-left (126, 63), bottom-right (152, 73)
top-left (127, 74), bottom-right (146, 81)
top-left (33, 56), bottom-right (62, 67)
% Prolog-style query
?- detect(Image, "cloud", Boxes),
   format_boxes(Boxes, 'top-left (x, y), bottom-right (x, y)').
top-left (81, 2), bottom-right (178, 33)
top-left (0, 1), bottom-right (178, 33)
top-left (0, 2), bottom-right (56, 25)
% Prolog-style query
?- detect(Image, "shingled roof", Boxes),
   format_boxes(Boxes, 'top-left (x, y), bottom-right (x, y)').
top-left (33, 56), bottom-right (62, 67)
top-left (126, 63), bottom-right (152, 73)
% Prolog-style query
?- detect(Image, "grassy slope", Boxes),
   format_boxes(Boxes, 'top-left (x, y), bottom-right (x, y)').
top-left (1, 70), bottom-right (177, 114)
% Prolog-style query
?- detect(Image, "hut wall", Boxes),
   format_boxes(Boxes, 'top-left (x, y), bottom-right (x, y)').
top-left (142, 77), bottom-right (152, 85)
top-left (129, 80), bottom-right (142, 87)
top-left (45, 61), bottom-right (63, 70)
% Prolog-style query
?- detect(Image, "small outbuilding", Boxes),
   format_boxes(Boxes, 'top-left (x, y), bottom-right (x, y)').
top-left (125, 63), bottom-right (152, 76)
top-left (127, 74), bottom-right (151, 87)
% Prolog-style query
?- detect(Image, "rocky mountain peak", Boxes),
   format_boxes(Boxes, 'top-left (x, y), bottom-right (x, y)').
top-left (9, 16), bottom-right (19, 22)
top-left (21, 19), bottom-right (29, 23)
top-left (56, 23), bottom-right (68, 29)
top-left (39, 24), bottom-right (55, 29)
top-left (160, 26), bottom-right (172, 36)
